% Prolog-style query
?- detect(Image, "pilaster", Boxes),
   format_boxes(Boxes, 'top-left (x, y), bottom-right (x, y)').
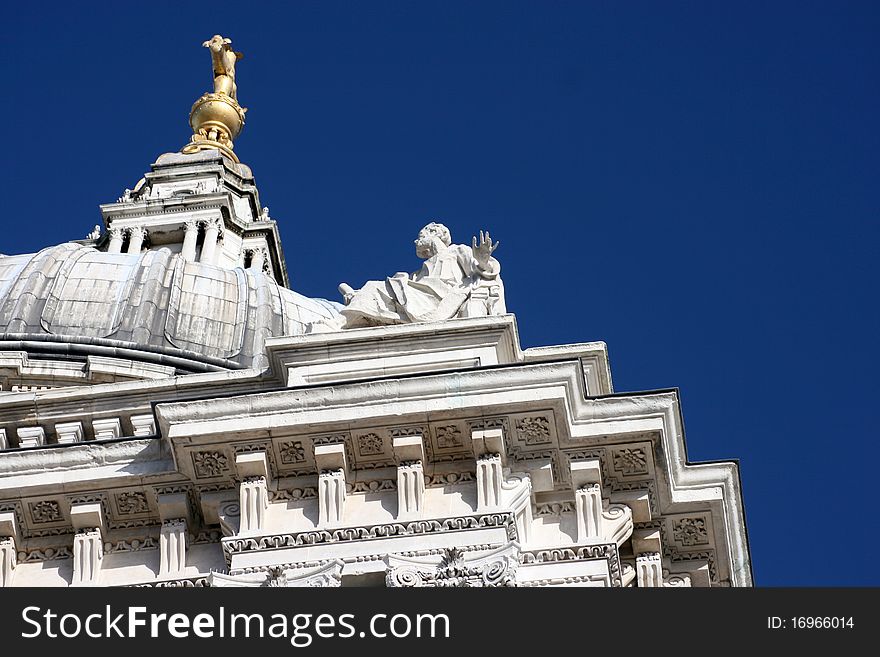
top-left (0, 512), bottom-right (19, 587)
top-left (314, 443), bottom-right (347, 527)
top-left (236, 451), bottom-right (271, 535)
top-left (157, 492), bottom-right (193, 578)
top-left (70, 503), bottom-right (104, 586)
top-left (392, 435), bottom-right (426, 520)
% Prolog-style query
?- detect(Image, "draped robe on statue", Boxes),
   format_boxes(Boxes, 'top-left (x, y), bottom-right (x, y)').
top-left (340, 244), bottom-right (496, 327)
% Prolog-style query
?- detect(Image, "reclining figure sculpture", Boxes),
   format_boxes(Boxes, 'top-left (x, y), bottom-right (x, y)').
top-left (320, 222), bottom-right (505, 330)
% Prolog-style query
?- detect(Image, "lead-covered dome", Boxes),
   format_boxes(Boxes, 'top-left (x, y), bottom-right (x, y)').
top-left (0, 243), bottom-right (340, 375)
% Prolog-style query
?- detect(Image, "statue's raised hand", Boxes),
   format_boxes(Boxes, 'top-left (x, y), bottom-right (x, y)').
top-left (471, 230), bottom-right (499, 271)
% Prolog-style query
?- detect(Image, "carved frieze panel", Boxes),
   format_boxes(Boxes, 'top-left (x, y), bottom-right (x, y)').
top-left (355, 432), bottom-right (384, 456)
top-left (114, 490), bottom-right (151, 516)
top-left (270, 486), bottom-right (318, 502)
top-left (136, 577), bottom-right (210, 588)
top-left (17, 545), bottom-right (73, 563)
top-left (191, 449), bottom-right (231, 479)
top-left (271, 434), bottom-right (319, 476)
top-left (534, 501), bottom-right (576, 516)
top-left (103, 536), bottom-right (158, 553)
top-left (386, 547), bottom-right (517, 587)
top-left (664, 515), bottom-right (715, 581)
top-left (609, 441), bottom-right (655, 480)
top-left (559, 440), bottom-right (655, 488)
top-left (388, 425), bottom-right (426, 439)
top-left (520, 543), bottom-right (623, 587)
top-left (671, 515), bottom-right (711, 547)
top-left (346, 429), bottom-right (394, 469)
top-left (222, 512), bottom-right (519, 558)
top-left (634, 517), bottom-right (719, 584)
top-left (510, 413), bottom-right (555, 447)
top-left (346, 479), bottom-right (396, 494)
top-left (425, 421), bottom-right (473, 463)
top-left (424, 471), bottom-right (474, 488)
top-left (278, 440), bottom-right (306, 465)
top-left (613, 448), bottom-right (648, 476)
top-left (29, 500), bottom-right (63, 525)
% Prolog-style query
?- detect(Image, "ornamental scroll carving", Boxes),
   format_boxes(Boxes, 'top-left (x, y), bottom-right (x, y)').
top-left (386, 547), bottom-right (517, 588)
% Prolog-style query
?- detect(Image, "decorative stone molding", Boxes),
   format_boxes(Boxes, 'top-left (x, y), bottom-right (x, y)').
top-left (672, 516), bottom-right (710, 547)
top-left (17, 426), bottom-right (46, 448)
top-left (104, 537), bottom-right (157, 553)
top-left (17, 546), bottom-right (73, 563)
top-left (347, 479), bottom-right (395, 494)
top-left (55, 421), bottom-right (84, 445)
top-left (30, 500), bottom-right (62, 524)
top-left (424, 471), bottom-right (474, 487)
top-left (137, 577), bottom-right (210, 588)
top-left (356, 432), bottom-right (383, 456)
top-left (519, 542), bottom-right (622, 587)
top-left (193, 450), bottom-right (230, 478)
top-left (515, 416), bottom-right (552, 445)
top-left (279, 440), bottom-right (306, 464)
top-left (222, 513), bottom-right (519, 557)
top-left (535, 501), bottom-right (576, 515)
top-left (211, 560), bottom-right (344, 588)
top-left (130, 414), bottom-right (156, 437)
top-left (92, 418), bottom-right (122, 441)
top-left (270, 487), bottom-right (317, 501)
top-left (434, 425), bottom-right (462, 448)
top-left (386, 546), bottom-right (517, 587)
top-left (218, 501), bottom-right (240, 537)
top-left (116, 491), bottom-right (149, 515)
top-left (663, 572), bottom-right (692, 587)
top-left (613, 448), bottom-right (648, 476)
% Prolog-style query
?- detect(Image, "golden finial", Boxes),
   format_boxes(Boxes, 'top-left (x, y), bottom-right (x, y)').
top-left (181, 35), bottom-right (247, 162)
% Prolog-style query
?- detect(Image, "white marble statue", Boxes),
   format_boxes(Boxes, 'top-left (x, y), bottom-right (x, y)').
top-left (331, 222), bottom-right (502, 329)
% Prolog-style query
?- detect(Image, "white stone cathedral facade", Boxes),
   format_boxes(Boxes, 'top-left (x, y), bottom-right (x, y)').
top-left (0, 39), bottom-right (750, 588)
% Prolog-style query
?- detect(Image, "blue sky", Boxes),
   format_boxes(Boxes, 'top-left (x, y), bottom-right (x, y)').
top-left (1, 1), bottom-right (877, 585)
